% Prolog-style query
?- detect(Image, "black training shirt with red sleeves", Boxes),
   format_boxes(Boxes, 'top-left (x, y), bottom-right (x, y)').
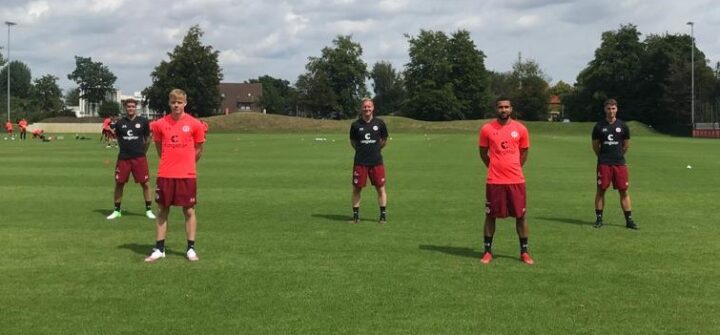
top-left (112, 116), bottom-right (151, 159)
top-left (591, 119), bottom-right (630, 165)
top-left (349, 117), bottom-right (388, 166)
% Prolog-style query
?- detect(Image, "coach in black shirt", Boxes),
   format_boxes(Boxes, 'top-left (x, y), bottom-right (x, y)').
top-left (349, 98), bottom-right (389, 224)
top-left (106, 98), bottom-right (155, 220)
top-left (591, 98), bottom-right (637, 229)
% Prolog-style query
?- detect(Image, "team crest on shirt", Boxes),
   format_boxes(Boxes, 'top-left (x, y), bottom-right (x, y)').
top-left (510, 131), bottom-right (519, 138)
top-left (182, 125), bottom-right (190, 132)
top-left (373, 126), bottom-right (379, 131)
top-left (616, 127), bottom-right (622, 133)
top-left (135, 123), bottom-right (141, 129)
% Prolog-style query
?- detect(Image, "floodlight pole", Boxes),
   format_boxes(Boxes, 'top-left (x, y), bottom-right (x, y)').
top-left (5, 21), bottom-right (16, 124)
top-left (687, 21), bottom-right (695, 130)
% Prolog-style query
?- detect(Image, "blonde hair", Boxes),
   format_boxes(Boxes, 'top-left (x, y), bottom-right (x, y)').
top-left (169, 88), bottom-right (187, 101)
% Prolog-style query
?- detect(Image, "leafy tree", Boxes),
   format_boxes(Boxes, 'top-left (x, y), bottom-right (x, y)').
top-left (370, 61), bottom-right (405, 115)
top-left (247, 75), bottom-right (296, 115)
top-left (570, 24), bottom-right (645, 121)
top-left (31, 75), bottom-right (64, 116)
top-left (514, 75), bottom-right (549, 121)
top-left (67, 56), bottom-right (117, 105)
top-left (403, 30), bottom-right (491, 120)
top-left (403, 30), bottom-right (459, 120)
top-left (511, 59), bottom-right (549, 121)
top-left (98, 100), bottom-right (120, 118)
top-left (65, 87), bottom-right (80, 106)
top-left (0, 60), bottom-right (33, 99)
top-left (143, 25), bottom-right (223, 116)
top-left (298, 35), bottom-right (368, 118)
top-left (488, 71), bottom-right (517, 105)
top-left (447, 30), bottom-right (492, 119)
top-left (295, 71), bottom-right (339, 118)
top-left (549, 81), bottom-right (574, 97)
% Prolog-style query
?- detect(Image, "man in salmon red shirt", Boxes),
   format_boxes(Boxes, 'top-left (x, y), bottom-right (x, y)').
top-left (5, 120), bottom-right (13, 138)
top-left (478, 97), bottom-right (533, 265)
top-left (18, 118), bottom-right (28, 140)
top-left (144, 89), bottom-right (206, 263)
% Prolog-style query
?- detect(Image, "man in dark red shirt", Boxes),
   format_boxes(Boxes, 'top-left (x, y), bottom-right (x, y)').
top-left (106, 99), bottom-right (154, 220)
top-left (349, 98), bottom-right (389, 224)
top-left (591, 98), bottom-right (637, 229)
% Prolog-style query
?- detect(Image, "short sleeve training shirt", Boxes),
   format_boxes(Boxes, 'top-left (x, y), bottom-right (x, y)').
top-left (478, 119), bottom-right (529, 184)
top-left (113, 116), bottom-right (150, 159)
top-left (349, 117), bottom-right (389, 166)
top-left (151, 113), bottom-right (206, 178)
top-left (592, 119), bottom-right (630, 165)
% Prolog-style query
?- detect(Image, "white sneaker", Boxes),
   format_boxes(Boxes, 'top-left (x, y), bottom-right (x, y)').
top-left (106, 210), bottom-right (121, 220)
top-left (186, 248), bottom-right (199, 262)
top-left (145, 210), bottom-right (156, 219)
top-left (144, 248), bottom-right (166, 262)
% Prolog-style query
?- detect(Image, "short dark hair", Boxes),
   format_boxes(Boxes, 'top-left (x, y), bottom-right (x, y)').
top-left (495, 96), bottom-right (511, 105)
top-left (124, 98), bottom-right (138, 106)
top-left (604, 98), bottom-right (617, 107)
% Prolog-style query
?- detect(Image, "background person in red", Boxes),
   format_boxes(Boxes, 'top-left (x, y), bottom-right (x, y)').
top-left (101, 117), bottom-right (111, 142)
top-left (145, 89), bottom-right (205, 263)
top-left (478, 97), bottom-right (533, 265)
top-left (349, 98), bottom-right (389, 224)
top-left (106, 98), bottom-right (154, 220)
top-left (5, 120), bottom-right (13, 137)
top-left (18, 118), bottom-right (28, 140)
top-left (591, 99), bottom-right (637, 229)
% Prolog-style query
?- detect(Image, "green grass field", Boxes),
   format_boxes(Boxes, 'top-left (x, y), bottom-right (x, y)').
top-left (1, 120), bottom-right (719, 334)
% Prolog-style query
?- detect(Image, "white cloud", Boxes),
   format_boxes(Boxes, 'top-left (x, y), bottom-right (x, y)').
top-left (285, 11), bottom-right (309, 37)
top-left (89, 0), bottom-right (124, 13)
top-left (454, 16), bottom-right (485, 30)
top-left (1, 0), bottom-right (718, 93)
top-left (329, 19), bottom-right (376, 34)
top-left (27, 1), bottom-right (50, 18)
top-left (379, 0), bottom-right (409, 12)
top-left (516, 15), bottom-right (540, 28)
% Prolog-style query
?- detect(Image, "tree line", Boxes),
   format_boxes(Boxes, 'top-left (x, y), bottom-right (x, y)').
top-left (2, 23), bottom-right (718, 128)
top-left (246, 23), bottom-right (720, 127)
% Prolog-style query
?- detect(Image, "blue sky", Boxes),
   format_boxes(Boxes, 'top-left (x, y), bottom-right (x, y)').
top-left (2, 0), bottom-right (718, 95)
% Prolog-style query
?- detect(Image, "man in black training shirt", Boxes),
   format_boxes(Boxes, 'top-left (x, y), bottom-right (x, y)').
top-left (107, 98), bottom-right (155, 220)
top-left (349, 98), bottom-right (389, 224)
top-left (591, 98), bottom-right (637, 229)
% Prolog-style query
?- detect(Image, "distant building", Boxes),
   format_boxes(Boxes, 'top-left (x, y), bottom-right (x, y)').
top-left (218, 83), bottom-right (263, 114)
top-left (548, 94), bottom-right (562, 121)
top-left (72, 90), bottom-right (157, 119)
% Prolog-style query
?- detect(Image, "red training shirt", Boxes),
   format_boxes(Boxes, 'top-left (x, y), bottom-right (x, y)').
top-left (151, 113), bottom-right (206, 178)
top-left (478, 119), bottom-right (530, 184)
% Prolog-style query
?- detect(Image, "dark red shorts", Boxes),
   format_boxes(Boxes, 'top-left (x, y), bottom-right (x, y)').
top-left (155, 177), bottom-right (197, 207)
top-left (352, 164), bottom-right (386, 188)
top-left (103, 129), bottom-right (115, 139)
top-left (597, 164), bottom-right (629, 190)
top-left (485, 183), bottom-right (527, 219)
top-left (115, 157), bottom-right (150, 184)
top-left (6, 129), bottom-right (12, 135)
